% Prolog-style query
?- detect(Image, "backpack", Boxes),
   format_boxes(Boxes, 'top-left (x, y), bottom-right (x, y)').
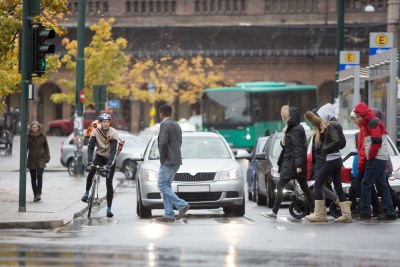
top-left (85, 120), bottom-right (99, 138)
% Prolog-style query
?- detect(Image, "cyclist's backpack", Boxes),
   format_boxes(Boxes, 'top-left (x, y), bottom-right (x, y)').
top-left (95, 127), bottom-right (125, 156)
top-left (85, 120), bottom-right (99, 138)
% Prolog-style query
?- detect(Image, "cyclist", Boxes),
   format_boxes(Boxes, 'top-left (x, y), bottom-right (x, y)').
top-left (81, 113), bottom-right (119, 218)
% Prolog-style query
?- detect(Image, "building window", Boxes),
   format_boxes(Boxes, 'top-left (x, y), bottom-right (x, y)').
top-left (264, 0), bottom-right (318, 14)
top-left (68, 1), bottom-right (79, 15)
top-left (345, 0), bottom-right (387, 12)
top-left (196, 0), bottom-right (246, 15)
top-left (125, 0), bottom-right (176, 15)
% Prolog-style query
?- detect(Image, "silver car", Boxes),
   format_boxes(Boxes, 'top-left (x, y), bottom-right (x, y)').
top-left (60, 130), bottom-right (147, 179)
top-left (135, 131), bottom-right (246, 218)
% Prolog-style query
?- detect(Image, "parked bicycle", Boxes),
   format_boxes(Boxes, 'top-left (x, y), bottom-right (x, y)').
top-left (85, 165), bottom-right (109, 219)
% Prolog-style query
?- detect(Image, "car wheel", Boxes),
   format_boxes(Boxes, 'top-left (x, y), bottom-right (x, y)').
top-left (67, 159), bottom-right (74, 176)
top-left (231, 196), bottom-right (245, 217)
top-left (51, 127), bottom-right (63, 136)
top-left (256, 180), bottom-right (266, 206)
top-left (123, 160), bottom-right (137, 179)
top-left (137, 182), bottom-right (152, 219)
top-left (266, 179), bottom-right (275, 208)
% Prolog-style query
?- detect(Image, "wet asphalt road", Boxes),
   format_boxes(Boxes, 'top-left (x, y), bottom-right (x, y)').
top-left (1, 177), bottom-right (400, 266)
top-left (1, 137), bottom-right (400, 266)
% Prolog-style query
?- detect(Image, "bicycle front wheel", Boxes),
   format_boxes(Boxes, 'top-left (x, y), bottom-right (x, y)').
top-left (88, 179), bottom-right (97, 219)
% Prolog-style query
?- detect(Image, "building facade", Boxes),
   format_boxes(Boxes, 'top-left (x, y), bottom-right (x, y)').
top-left (8, 0), bottom-right (391, 133)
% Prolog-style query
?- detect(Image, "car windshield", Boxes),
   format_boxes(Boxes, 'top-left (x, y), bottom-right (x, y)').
top-left (148, 136), bottom-right (232, 160)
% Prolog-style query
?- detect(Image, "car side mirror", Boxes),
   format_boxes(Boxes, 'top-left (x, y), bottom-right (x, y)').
top-left (235, 149), bottom-right (252, 160)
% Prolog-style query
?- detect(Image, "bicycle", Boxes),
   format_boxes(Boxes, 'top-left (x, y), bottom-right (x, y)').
top-left (86, 165), bottom-right (108, 219)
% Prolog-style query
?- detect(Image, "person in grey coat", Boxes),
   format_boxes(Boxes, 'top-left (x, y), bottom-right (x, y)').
top-left (267, 105), bottom-right (314, 219)
top-left (156, 104), bottom-right (190, 222)
top-left (27, 121), bottom-right (50, 202)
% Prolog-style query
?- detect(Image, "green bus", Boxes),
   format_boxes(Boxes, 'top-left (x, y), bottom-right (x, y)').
top-left (202, 81), bottom-right (318, 150)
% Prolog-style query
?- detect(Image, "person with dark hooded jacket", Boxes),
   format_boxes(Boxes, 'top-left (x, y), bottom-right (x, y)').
top-left (27, 121), bottom-right (50, 202)
top-left (305, 103), bottom-right (352, 223)
top-left (266, 105), bottom-right (314, 219)
top-left (353, 103), bottom-right (396, 220)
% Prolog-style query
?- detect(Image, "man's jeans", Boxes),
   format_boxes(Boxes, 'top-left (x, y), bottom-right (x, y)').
top-left (158, 164), bottom-right (188, 219)
top-left (361, 159), bottom-right (395, 216)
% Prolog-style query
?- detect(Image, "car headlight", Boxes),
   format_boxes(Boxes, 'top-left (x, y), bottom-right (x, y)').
top-left (220, 168), bottom-right (242, 180)
top-left (144, 169), bottom-right (158, 181)
top-left (271, 166), bottom-right (279, 177)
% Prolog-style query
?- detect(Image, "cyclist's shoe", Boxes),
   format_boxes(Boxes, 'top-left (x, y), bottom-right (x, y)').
top-left (81, 194), bottom-right (88, 203)
top-left (107, 211), bottom-right (114, 218)
top-left (36, 194), bottom-right (41, 201)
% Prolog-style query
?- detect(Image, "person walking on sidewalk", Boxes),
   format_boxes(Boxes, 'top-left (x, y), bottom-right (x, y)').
top-left (353, 103), bottom-right (396, 220)
top-left (27, 121), bottom-right (50, 202)
top-left (155, 104), bottom-right (190, 222)
top-left (305, 103), bottom-right (352, 223)
top-left (266, 105), bottom-right (314, 219)
top-left (81, 113), bottom-right (119, 218)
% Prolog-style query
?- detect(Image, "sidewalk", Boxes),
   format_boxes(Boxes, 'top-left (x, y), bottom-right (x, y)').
top-left (0, 135), bottom-right (120, 229)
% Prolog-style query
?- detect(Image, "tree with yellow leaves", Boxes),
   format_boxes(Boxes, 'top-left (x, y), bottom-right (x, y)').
top-left (0, 0), bottom-right (68, 113)
top-left (112, 54), bottom-right (230, 114)
top-left (51, 18), bottom-right (129, 106)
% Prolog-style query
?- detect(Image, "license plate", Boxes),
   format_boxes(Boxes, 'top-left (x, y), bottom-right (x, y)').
top-left (178, 185), bottom-right (210, 192)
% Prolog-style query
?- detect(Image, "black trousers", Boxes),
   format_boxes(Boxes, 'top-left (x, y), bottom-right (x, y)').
top-left (85, 154), bottom-right (116, 208)
top-left (30, 168), bottom-right (44, 195)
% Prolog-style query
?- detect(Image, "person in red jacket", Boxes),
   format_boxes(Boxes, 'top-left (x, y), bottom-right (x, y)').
top-left (350, 111), bottom-right (381, 217)
top-left (353, 103), bottom-right (396, 220)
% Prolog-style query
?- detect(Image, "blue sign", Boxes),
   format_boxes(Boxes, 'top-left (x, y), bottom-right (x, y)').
top-left (369, 47), bottom-right (391, 56)
top-left (339, 64), bottom-right (359, 71)
top-left (107, 100), bottom-right (120, 108)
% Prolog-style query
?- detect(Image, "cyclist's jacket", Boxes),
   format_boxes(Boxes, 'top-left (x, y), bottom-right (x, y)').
top-left (88, 126), bottom-right (119, 166)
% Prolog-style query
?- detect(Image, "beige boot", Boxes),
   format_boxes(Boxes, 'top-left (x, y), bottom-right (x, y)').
top-left (305, 200), bottom-right (328, 222)
top-left (334, 201), bottom-right (353, 223)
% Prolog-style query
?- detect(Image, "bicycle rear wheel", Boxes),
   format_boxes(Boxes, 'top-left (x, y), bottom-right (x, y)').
top-left (88, 179), bottom-right (97, 219)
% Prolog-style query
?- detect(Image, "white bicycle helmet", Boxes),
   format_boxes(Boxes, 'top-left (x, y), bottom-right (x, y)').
top-left (98, 113), bottom-right (112, 121)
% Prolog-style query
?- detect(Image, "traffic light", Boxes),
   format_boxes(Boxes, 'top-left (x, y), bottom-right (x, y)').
top-left (33, 25), bottom-right (55, 76)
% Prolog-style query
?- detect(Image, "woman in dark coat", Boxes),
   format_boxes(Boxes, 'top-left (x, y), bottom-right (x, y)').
top-left (27, 121), bottom-right (50, 202)
top-left (267, 105), bottom-right (314, 218)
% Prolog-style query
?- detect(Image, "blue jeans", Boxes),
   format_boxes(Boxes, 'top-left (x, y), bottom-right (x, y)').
top-left (158, 164), bottom-right (188, 219)
top-left (361, 159), bottom-right (395, 216)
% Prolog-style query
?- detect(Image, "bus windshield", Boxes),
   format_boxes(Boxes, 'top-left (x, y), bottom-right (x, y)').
top-left (201, 82), bottom-right (318, 150)
top-left (202, 90), bottom-right (251, 128)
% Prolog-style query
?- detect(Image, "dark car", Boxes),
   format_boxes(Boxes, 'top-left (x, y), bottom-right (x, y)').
top-left (246, 136), bottom-right (269, 202)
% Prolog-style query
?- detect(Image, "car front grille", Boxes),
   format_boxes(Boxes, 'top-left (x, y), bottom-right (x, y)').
top-left (174, 172), bottom-right (216, 182)
top-left (176, 192), bottom-right (222, 202)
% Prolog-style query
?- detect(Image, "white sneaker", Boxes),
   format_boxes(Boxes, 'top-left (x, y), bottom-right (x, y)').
top-left (266, 211), bottom-right (277, 219)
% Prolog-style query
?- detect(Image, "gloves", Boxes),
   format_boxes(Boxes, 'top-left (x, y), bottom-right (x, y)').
top-left (105, 165), bottom-right (111, 171)
top-left (45, 158), bottom-right (50, 163)
top-left (86, 161), bottom-right (93, 166)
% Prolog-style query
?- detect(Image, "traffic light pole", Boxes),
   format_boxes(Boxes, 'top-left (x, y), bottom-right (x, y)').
top-left (334, 0), bottom-right (345, 99)
top-left (73, 0), bottom-right (86, 175)
top-left (19, 0), bottom-right (32, 212)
